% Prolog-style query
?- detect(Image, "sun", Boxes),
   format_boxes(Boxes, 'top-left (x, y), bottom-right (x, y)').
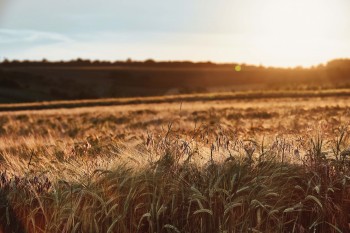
top-left (248, 0), bottom-right (345, 67)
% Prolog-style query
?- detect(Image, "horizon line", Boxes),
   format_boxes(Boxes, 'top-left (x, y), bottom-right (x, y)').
top-left (1, 57), bottom-right (350, 69)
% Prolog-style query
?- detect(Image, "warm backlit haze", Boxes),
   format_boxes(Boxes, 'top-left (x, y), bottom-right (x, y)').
top-left (2, 1), bottom-right (350, 232)
top-left (0, 0), bottom-right (349, 67)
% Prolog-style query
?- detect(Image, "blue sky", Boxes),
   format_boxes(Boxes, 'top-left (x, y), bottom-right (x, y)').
top-left (1, 0), bottom-right (349, 67)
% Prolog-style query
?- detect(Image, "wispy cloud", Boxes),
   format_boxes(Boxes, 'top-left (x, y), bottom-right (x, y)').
top-left (0, 28), bottom-right (73, 44)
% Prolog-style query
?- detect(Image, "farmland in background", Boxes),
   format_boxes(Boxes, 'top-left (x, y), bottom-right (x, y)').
top-left (1, 58), bottom-right (350, 103)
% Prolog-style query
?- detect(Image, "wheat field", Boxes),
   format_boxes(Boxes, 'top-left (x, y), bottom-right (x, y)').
top-left (0, 93), bottom-right (350, 232)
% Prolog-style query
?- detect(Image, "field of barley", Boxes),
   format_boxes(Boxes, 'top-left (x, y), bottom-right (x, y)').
top-left (1, 90), bottom-right (350, 232)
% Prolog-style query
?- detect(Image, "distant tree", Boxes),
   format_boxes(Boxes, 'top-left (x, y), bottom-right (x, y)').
top-left (144, 59), bottom-right (155, 64)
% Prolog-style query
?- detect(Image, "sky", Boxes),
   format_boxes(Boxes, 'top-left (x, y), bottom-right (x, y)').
top-left (0, 0), bottom-right (350, 67)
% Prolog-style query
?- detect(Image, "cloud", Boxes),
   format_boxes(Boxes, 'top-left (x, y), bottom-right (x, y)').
top-left (0, 28), bottom-right (73, 45)
top-left (0, 0), bottom-right (9, 24)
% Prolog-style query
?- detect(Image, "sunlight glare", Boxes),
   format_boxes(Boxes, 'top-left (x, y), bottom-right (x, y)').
top-left (247, 0), bottom-right (345, 67)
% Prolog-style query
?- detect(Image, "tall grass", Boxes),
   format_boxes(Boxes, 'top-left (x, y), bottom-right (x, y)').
top-left (0, 124), bottom-right (350, 233)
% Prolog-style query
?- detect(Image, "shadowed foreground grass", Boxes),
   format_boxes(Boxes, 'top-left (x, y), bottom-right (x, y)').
top-left (0, 128), bottom-right (350, 233)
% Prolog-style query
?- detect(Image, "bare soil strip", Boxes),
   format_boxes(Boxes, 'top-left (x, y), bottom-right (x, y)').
top-left (1, 89), bottom-right (350, 112)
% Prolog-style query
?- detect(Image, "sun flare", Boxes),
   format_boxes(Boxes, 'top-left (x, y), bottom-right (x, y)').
top-left (247, 0), bottom-right (347, 67)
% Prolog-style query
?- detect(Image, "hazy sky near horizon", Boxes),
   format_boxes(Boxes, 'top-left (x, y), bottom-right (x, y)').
top-left (0, 0), bottom-right (349, 67)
